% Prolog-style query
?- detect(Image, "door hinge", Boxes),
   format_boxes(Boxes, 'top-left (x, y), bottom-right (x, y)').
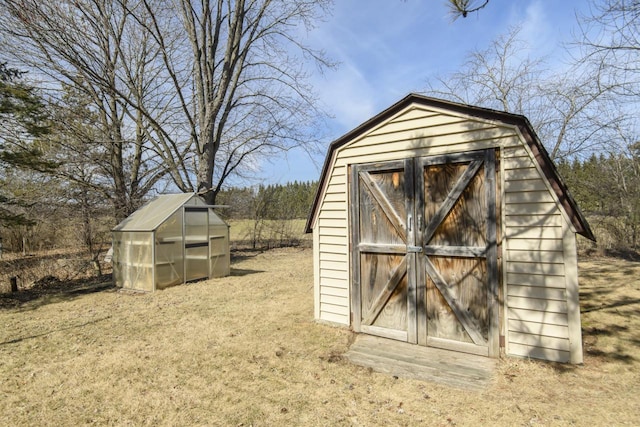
top-left (407, 245), bottom-right (423, 253)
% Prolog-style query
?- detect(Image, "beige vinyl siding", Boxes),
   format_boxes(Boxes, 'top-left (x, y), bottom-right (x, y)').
top-left (313, 225), bottom-right (320, 319)
top-left (563, 220), bottom-right (583, 363)
top-left (315, 106), bottom-right (518, 324)
top-left (335, 135), bottom-right (518, 167)
top-left (507, 319), bottom-right (569, 339)
top-left (502, 145), bottom-right (574, 363)
top-left (317, 197), bottom-right (349, 330)
top-left (506, 273), bottom-right (566, 287)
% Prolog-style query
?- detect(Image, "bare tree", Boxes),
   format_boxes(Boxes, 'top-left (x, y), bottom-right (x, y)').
top-left (1, 0), bottom-right (334, 212)
top-left (576, 0), bottom-right (640, 98)
top-left (537, 67), bottom-right (620, 160)
top-left (605, 129), bottom-right (640, 249)
top-left (427, 27), bottom-right (545, 113)
top-left (572, 0), bottom-right (640, 248)
top-left (0, 0), bottom-right (194, 220)
top-left (127, 0), bottom-right (334, 204)
top-left (426, 25), bottom-right (622, 161)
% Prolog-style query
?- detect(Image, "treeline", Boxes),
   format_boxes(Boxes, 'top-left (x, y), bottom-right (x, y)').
top-left (216, 181), bottom-right (318, 249)
top-left (217, 181), bottom-right (318, 221)
top-left (558, 149), bottom-right (640, 253)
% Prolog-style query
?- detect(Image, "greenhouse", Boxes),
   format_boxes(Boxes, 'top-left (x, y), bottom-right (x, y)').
top-left (112, 193), bottom-right (230, 292)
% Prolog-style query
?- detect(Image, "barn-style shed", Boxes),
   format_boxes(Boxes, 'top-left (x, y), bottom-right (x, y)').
top-left (112, 193), bottom-right (230, 292)
top-left (306, 94), bottom-right (595, 364)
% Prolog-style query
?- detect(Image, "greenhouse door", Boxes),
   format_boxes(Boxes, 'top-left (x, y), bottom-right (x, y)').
top-left (184, 207), bottom-right (209, 282)
top-left (351, 150), bottom-right (499, 357)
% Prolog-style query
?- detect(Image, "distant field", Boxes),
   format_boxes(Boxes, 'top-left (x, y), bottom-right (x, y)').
top-left (1, 250), bottom-right (639, 426)
top-left (227, 218), bottom-right (311, 248)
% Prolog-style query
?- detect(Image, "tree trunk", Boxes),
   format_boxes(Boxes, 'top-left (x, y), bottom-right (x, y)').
top-left (197, 140), bottom-right (216, 205)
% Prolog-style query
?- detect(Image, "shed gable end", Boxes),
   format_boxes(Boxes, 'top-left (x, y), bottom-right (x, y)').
top-left (313, 104), bottom-right (522, 327)
top-left (309, 94), bottom-right (588, 365)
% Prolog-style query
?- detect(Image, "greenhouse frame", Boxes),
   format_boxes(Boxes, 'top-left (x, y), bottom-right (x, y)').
top-left (112, 193), bottom-right (230, 292)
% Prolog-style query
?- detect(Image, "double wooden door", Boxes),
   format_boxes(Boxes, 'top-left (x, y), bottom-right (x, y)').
top-left (350, 150), bottom-right (499, 357)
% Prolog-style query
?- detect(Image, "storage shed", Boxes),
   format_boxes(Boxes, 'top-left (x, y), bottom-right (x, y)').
top-left (112, 193), bottom-right (230, 292)
top-left (306, 94), bottom-right (595, 364)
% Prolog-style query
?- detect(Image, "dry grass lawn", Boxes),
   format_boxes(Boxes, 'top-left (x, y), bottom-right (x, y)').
top-left (1, 248), bottom-right (639, 426)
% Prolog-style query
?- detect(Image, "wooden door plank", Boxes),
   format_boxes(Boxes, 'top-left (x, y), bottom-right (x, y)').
top-left (363, 256), bottom-right (408, 325)
top-left (423, 160), bottom-right (483, 244)
top-left (353, 334), bottom-right (495, 368)
top-left (423, 245), bottom-right (488, 257)
top-left (426, 336), bottom-right (490, 357)
top-left (359, 171), bottom-right (407, 243)
top-left (361, 325), bottom-right (409, 342)
top-left (415, 159), bottom-right (427, 346)
top-left (419, 150), bottom-right (485, 166)
top-left (407, 252), bottom-right (418, 344)
top-left (345, 335), bottom-right (496, 390)
top-left (405, 158), bottom-right (418, 344)
top-left (349, 165), bottom-right (362, 332)
top-left (485, 149), bottom-right (500, 357)
top-left (358, 243), bottom-right (407, 254)
top-left (424, 256), bottom-right (487, 346)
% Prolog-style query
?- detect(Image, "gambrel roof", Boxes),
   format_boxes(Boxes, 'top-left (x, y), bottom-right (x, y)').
top-left (306, 93), bottom-right (595, 241)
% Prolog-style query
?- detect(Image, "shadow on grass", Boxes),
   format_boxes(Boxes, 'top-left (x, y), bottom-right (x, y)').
top-left (602, 248), bottom-right (640, 261)
top-left (574, 257), bottom-right (640, 367)
top-left (581, 297), bottom-right (640, 313)
top-left (1, 251), bottom-right (268, 310)
top-left (230, 248), bottom-right (265, 263)
top-left (585, 347), bottom-right (635, 363)
top-left (231, 268), bottom-right (264, 276)
top-left (0, 315), bottom-right (112, 346)
top-left (580, 324), bottom-right (637, 365)
top-left (581, 248), bottom-right (640, 262)
top-left (229, 249), bottom-right (267, 276)
top-left (544, 323), bottom-right (637, 375)
top-left (0, 274), bottom-right (115, 311)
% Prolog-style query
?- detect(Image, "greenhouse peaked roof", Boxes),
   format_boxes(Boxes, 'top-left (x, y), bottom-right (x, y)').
top-left (113, 193), bottom-right (197, 232)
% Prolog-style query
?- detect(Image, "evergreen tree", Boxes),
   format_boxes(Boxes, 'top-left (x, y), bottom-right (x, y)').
top-left (0, 63), bottom-right (54, 226)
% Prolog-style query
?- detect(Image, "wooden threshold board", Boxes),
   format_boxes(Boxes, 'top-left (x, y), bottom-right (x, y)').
top-left (345, 334), bottom-right (496, 391)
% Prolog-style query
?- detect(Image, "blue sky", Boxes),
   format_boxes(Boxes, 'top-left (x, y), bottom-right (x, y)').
top-left (261, 0), bottom-right (593, 184)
